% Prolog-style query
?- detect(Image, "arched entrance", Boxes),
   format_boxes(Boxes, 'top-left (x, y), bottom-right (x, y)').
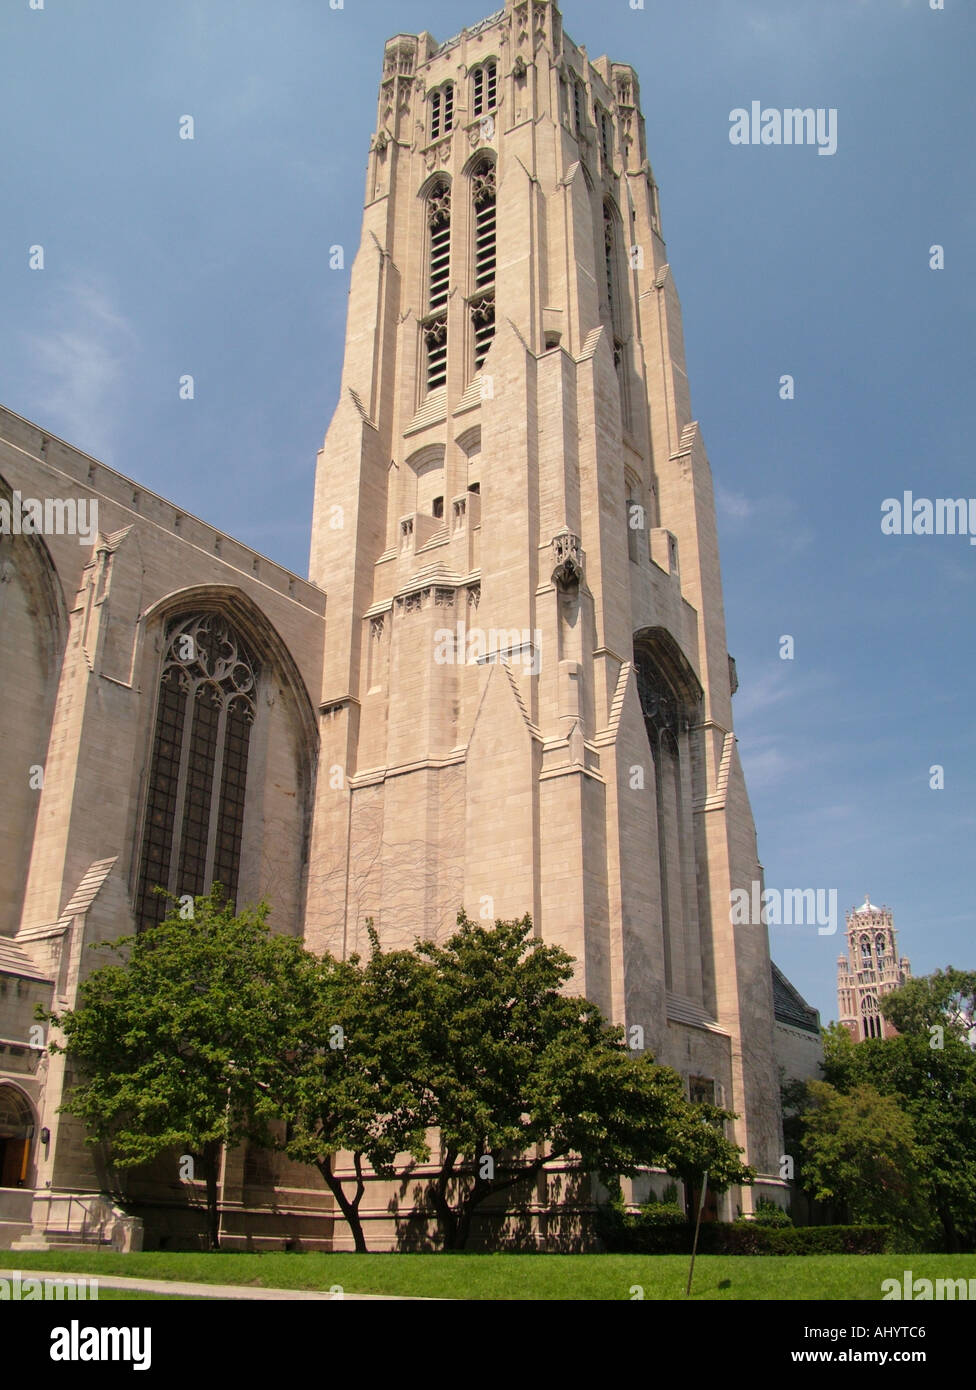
top-left (0, 1086), bottom-right (35, 1188)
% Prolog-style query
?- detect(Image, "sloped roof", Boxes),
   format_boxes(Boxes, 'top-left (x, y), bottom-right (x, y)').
top-left (771, 962), bottom-right (820, 1035)
top-left (0, 936), bottom-right (52, 983)
top-left (60, 858), bottom-right (117, 919)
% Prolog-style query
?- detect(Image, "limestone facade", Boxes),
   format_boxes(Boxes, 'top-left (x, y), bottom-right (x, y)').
top-left (1, 0), bottom-right (790, 1250)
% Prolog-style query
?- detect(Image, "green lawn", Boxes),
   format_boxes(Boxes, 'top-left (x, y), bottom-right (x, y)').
top-left (7, 1250), bottom-right (976, 1300)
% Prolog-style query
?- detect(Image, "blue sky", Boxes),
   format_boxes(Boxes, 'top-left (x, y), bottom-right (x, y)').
top-left (1, 0), bottom-right (973, 1024)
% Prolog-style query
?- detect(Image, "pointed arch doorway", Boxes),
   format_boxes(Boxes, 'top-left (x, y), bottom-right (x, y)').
top-left (0, 1085), bottom-right (35, 1188)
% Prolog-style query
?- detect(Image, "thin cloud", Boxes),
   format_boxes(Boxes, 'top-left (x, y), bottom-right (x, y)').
top-left (737, 739), bottom-right (795, 790)
top-left (23, 280), bottom-right (135, 463)
top-left (716, 483), bottom-right (755, 522)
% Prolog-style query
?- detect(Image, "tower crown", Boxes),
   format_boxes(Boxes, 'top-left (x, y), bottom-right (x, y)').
top-left (837, 896), bottom-right (911, 1041)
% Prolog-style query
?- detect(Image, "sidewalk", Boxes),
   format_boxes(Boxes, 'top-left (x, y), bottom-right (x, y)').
top-left (0, 1268), bottom-right (425, 1301)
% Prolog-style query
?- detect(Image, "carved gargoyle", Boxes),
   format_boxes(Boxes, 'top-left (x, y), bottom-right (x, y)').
top-left (551, 530), bottom-right (582, 588)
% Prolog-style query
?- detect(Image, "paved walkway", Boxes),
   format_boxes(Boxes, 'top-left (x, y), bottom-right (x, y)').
top-left (0, 1268), bottom-right (422, 1300)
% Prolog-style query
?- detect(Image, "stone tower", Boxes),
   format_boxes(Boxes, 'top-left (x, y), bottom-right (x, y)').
top-left (837, 898), bottom-right (911, 1040)
top-left (304, 0), bottom-right (783, 1206)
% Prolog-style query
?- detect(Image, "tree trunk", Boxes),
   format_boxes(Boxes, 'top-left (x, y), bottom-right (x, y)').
top-left (450, 1156), bottom-right (548, 1250)
top-left (935, 1193), bottom-right (958, 1253)
top-left (316, 1153), bottom-right (368, 1253)
top-left (430, 1149), bottom-right (459, 1250)
top-left (202, 1140), bottom-right (222, 1252)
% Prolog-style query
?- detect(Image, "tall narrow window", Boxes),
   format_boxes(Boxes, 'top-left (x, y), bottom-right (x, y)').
top-left (136, 614), bottom-right (259, 929)
top-left (605, 202), bottom-right (631, 428)
top-left (428, 181), bottom-right (451, 311)
top-left (424, 180), bottom-right (451, 392)
top-left (470, 158), bottom-right (496, 371)
top-left (597, 106), bottom-right (612, 165)
top-left (604, 204), bottom-right (616, 323)
top-left (431, 82), bottom-right (455, 142)
top-left (627, 496), bottom-right (642, 563)
top-left (472, 60), bottom-right (497, 118)
top-left (573, 80), bottom-right (585, 138)
top-left (633, 637), bottom-right (702, 997)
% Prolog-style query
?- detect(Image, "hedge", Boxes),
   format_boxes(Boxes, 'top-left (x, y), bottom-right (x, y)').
top-left (595, 1211), bottom-right (889, 1255)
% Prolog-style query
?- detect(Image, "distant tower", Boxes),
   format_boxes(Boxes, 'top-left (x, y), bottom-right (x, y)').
top-left (837, 897), bottom-right (911, 1040)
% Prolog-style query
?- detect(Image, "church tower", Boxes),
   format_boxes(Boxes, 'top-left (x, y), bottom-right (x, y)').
top-left (837, 898), bottom-right (911, 1040)
top-left (305, 0), bottom-right (783, 1205)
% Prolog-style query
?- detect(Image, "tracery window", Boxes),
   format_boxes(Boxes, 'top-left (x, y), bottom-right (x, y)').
top-left (136, 613), bottom-right (259, 929)
top-left (424, 180), bottom-right (451, 392)
top-left (861, 995), bottom-right (881, 1039)
top-left (470, 158), bottom-right (497, 372)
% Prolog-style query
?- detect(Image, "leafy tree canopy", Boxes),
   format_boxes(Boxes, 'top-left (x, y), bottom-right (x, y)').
top-left (880, 967), bottom-right (976, 1044)
top-left (45, 889), bottom-right (319, 1248)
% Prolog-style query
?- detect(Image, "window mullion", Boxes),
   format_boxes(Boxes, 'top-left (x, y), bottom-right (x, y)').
top-left (203, 695), bottom-right (230, 891)
top-left (167, 680), bottom-right (197, 895)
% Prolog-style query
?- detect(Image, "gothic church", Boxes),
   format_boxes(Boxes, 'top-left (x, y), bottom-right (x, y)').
top-left (1, 0), bottom-right (790, 1250)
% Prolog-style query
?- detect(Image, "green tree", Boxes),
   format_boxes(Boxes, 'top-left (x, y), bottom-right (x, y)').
top-left (797, 1080), bottom-right (928, 1235)
top-left (881, 968), bottom-right (976, 1045)
top-left (821, 1024), bottom-right (976, 1251)
top-left (413, 913), bottom-right (752, 1249)
top-left (44, 889), bottom-right (317, 1251)
top-left (274, 928), bottom-right (435, 1253)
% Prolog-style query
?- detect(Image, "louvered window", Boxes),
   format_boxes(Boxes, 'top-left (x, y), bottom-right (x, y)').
top-left (470, 159), bottom-right (496, 371)
top-left (472, 61), bottom-right (498, 118)
top-left (424, 181), bottom-right (451, 392)
top-left (431, 82), bottom-right (454, 142)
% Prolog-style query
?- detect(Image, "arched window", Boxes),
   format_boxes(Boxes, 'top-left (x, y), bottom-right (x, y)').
top-left (430, 82), bottom-right (454, 142)
top-left (875, 932), bottom-right (887, 967)
top-left (136, 613), bottom-right (259, 929)
top-left (861, 995), bottom-right (880, 1039)
top-left (635, 650), bottom-right (685, 991)
top-left (603, 202), bottom-right (618, 326)
top-left (573, 79), bottom-right (586, 139)
top-left (472, 60), bottom-right (497, 119)
top-left (604, 202), bottom-right (631, 427)
top-left (596, 104), bottom-right (613, 167)
top-left (860, 933), bottom-right (872, 964)
top-left (424, 180), bottom-right (451, 392)
top-left (470, 157), bottom-right (496, 372)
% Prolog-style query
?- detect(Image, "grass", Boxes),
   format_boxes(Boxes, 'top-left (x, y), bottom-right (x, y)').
top-left (6, 1250), bottom-right (976, 1300)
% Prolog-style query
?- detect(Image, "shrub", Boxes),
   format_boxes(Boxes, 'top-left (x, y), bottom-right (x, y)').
top-left (749, 1197), bottom-right (793, 1228)
top-left (597, 1215), bottom-right (889, 1255)
top-left (636, 1202), bottom-right (686, 1227)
